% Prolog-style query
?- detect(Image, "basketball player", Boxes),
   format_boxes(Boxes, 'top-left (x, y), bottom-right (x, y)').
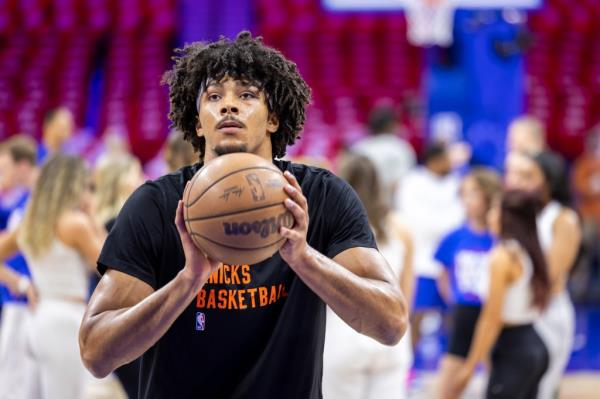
top-left (79, 32), bottom-right (408, 398)
top-left (505, 151), bottom-right (581, 399)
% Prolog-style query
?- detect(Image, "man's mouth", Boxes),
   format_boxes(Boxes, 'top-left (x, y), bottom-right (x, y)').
top-left (217, 119), bottom-right (245, 131)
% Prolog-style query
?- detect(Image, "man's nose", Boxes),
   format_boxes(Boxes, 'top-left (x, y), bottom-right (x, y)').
top-left (220, 95), bottom-right (239, 115)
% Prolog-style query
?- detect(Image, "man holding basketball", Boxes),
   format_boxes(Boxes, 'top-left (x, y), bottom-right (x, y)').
top-left (79, 32), bottom-right (408, 398)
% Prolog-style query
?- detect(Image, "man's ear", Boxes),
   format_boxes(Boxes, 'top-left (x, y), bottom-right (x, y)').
top-left (267, 113), bottom-right (279, 134)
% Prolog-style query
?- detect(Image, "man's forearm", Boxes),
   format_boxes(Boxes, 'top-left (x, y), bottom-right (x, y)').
top-left (80, 271), bottom-right (203, 377)
top-left (292, 246), bottom-right (408, 345)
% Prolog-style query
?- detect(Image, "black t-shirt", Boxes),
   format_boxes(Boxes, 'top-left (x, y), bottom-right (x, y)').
top-left (98, 160), bottom-right (376, 399)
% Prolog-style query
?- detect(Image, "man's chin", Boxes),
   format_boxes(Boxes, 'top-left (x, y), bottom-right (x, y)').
top-left (214, 142), bottom-right (248, 156)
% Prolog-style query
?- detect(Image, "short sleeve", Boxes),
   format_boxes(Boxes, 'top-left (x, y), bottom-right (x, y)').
top-left (434, 232), bottom-right (457, 270)
top-left (97, 183), bottom-right (166, 289)
top-left (323, 176), bottom-right (377, 259)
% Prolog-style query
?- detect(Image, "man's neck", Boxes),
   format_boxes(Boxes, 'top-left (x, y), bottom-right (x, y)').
top-left (467, 218), bottom-right (487, 233)
top-left (204, 146), bottom-right (273, 164)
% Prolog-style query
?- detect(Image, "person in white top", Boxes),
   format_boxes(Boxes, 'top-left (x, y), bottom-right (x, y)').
top-left (505, 151), bottom-right (582, 399)
top-left (395, 142), bottom-right (463, 350)
top-left (0, 155), bottom-right (106, 399)
top-left (450, 189), bottom-right (551, 399)
top-left (352, 105), bottom-right (416, 206)
top-left (324, 155), bottom-right (414, 399)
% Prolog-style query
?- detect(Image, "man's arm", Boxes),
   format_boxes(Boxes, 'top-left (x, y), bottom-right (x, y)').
top-left (279, 172), bottom-right (408, 345)
top-left (79, 200), bottom-right (221, 378)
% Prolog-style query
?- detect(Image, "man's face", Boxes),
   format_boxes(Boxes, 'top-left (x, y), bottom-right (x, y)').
top-left (196, 77), bottom-right (279, 162)
top-left (55, 109), bottom-right (75, 142)
top-left (504, 152), bottom-right (545, 193)
top-left (46, 109), bottom-right (75, 146)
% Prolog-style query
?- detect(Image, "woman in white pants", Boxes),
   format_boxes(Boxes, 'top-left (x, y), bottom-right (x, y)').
top-left (323, 155), bottom-right (414, 399)
top-left (0, 155), bottom-right (105, 399)
top-left (505, 151), bottom-right (582, 399)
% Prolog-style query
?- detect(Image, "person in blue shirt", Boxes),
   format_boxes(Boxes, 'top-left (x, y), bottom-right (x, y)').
top-left (435, 167), bottom-right (501, 399)
top-left (0, 135), bottom-right (39, 396)
top-left (37, 107), bottom-right (75, 164)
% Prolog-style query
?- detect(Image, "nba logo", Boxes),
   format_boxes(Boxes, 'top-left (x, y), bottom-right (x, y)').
top-left (196, 312), bottom-right (206, 331)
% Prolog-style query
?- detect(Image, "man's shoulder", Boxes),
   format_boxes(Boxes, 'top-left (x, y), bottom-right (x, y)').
top-left (146, 164), bottom-right (200, 198)
top-left (153, 163), bottom-right (200, 189)
top-left (277, 159), bottom-right (341, 187)
top-left (124, 164), bottom-right (199, 216)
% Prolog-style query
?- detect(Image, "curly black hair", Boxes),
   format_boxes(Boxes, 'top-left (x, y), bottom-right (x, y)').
top-left (162, 31), bottom-right (311, 161)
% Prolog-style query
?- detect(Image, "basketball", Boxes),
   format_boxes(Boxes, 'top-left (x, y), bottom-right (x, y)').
top-left (183, 153), bottom-right (294, 265)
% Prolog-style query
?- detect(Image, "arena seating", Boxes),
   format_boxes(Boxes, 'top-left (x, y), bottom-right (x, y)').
top-left (2, 0), bottom-right (598, 162)
top-left (527, 0), bottom-right (600, 159)
top-left (255, 0), bottom-right (425, 158)
top-left (0, 0), bottom-right (175, 162)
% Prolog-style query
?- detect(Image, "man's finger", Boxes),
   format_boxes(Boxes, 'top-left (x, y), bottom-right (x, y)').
top-left (175, 201), bottom-right (186, 232)
top-left (175, 201), bottom-right (196, 249)
top-left (283, 171), bottom-right (302, 191)
top-left (284, 185), bottom-right (308, 212)
top-left (284, 199), bottom-right (307, 230)
top-left (279, 226), bottom-right (300, 241)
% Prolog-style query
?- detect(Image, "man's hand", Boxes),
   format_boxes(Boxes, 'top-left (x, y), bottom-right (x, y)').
top-left (175, 193), bottom-right (221, 287)
top-left (279, 171), bottom-right (310, 268)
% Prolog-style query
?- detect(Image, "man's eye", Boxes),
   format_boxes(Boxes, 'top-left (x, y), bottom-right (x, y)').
top-left (240, 92), bottom-right (256, 100)
top-left (207, 94), bottom-right (220, 101)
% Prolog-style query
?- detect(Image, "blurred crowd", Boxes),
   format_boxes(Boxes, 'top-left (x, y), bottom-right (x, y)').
top-left (0, 107), bottom-right (195, 398)
top-left (323, 104), bottom-right (594, 399)
top-left (0, 103), bottom-right (596, 398)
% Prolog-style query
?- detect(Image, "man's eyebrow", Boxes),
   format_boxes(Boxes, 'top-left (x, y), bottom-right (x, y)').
top-left (204, 80), bottom-right (260, 89)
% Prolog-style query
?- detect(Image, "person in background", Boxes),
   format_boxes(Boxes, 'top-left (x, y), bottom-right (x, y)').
top-left (436, 168), bottom-right (502, 398)
top-left (572, 125), bottom-right (600, 301)
top-left (506, 115), bottom-right (546, 155)
top-left (396, 141), bottom-right (463, 351)
top-left (352, 105), bottom-right (416, 205)
top-left (0, 135), bottom-right (39, 398)
top-left (95, 155), bottom-right (144, 229)
top-left (0, 138), bottom-right (33, 230)
top-left (505, 151), bottom-right (581, 399)
top-left (451, 190), bottom-right (551, 399)
top-left (38, 107), bottom-right (75, 163)
top-left (93, 154), bottom-right (144, 399)
top-left (0, 155), bottom-right (106, 398)
top-left (324, 154), bottom-right (414, 399)
top-left (164, 129), bottom-right (197, 173)
top-left (94, 126), bottom-right (132, 171)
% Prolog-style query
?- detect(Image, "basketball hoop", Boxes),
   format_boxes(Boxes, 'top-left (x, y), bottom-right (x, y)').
top-left (405, 0), bottom-right (456, 47)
